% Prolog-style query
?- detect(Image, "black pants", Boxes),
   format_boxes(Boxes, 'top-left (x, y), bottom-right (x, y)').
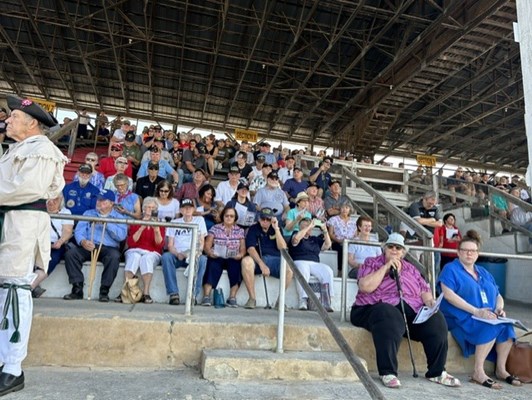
top-left (64, 245), bottom-right (121, 290)
top-left (331, 242), bottom-right (343, 273)
top-left (350, 302), bottom-right (448, 378)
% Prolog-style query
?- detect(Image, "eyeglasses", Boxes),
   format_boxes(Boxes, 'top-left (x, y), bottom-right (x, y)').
top-left (116, 161), bottom-right (127, 165)
top-left (459, 248), bottom-right (479, 254)
top-left (386, 245), bottom-right (403, 250)
top-left (224, 214), bottom-right (236, 218)
top-left (159, 189), bottom-right (170, 193)
top-left (111, 148), bottom-right (121, 152)
top-left (85, 157), bottom-right (97, 162)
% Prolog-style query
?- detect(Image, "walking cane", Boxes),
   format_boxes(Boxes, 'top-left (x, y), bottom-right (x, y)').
top-left (87, 222), bottom-right (107, 300)
top-left (390, 266), bottom-right (419, 378)
top-left (257, 238), bottom-right (271, 309)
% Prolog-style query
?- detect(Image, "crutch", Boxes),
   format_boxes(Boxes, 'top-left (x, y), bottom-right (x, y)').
top-left (390, 266), bottom-right (419, 378)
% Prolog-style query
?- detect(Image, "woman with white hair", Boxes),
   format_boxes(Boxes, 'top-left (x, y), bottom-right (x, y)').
top-left (111, 173), bottom-right (142, 219)
top-left (104, 156), bottom-right (133, 191)
top-left (118, 197), bottom-right (165, 303)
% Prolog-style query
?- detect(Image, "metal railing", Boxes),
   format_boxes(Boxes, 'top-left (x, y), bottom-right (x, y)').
top-left (50, 213), bottom-right (199, 316)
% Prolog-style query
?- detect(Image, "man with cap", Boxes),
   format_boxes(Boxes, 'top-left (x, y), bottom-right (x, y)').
top-left (251, 154), bottom-right (266, 179)
top-left (141, 136), bottom-right (175, 167)
top-left (282, 166), bottom-right (308, 207)
top-left (0, 94), bottom-right (67, 396)
top-left (135, 161), bottom-right (165, 199)
top-left (137, 146), bottom-right (181, 186)
top-left (253, 171), bottom-right (290, 220)
top-left (161, 198), bottom-right (208, 305)
top-left (214, 166), bottom-right (242, 206)
top-left (240, 208), bottom-right (293, 309)
top-left (63, 164), bottom-right (101, 216)
top-left (175, 168), bottom-right (209, 201)
top-left (277, 155), bottom-right (296, 184)
top-left (63, 190), bottom-right (127, 302)
top-left (226, 182), bottom-right (258, 228)
top-left (123, 131), bottom-right (142, 173)
top-left (257, 142), bottom-right (276, 165)
top-left (309, 156), bottom-right (333, 197)
top-left (99, 143), bottom-right (133, 179)
top-left (324, 179), bottom-right (350, 218)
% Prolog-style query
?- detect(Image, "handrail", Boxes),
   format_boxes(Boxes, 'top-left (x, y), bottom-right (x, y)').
top-left (50, 213), bottom-right (199, 316)
top-left (279, 248), bottom-right (386, 400)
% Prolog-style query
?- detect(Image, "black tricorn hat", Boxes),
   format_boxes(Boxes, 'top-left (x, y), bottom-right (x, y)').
top-left (7, 95), bottom-right (58, 128)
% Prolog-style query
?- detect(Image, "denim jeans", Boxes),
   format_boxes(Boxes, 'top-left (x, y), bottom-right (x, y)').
top-left (161, 252), bottom-right (207, 298)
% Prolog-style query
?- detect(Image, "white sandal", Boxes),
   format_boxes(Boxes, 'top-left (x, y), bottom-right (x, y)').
top-left (427, 371), bottom-right (461, 387)
top-left (380, 374), bottom-right (401, 388)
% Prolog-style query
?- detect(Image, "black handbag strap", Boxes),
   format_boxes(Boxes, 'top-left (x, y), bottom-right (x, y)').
top-left (50, 220), bottom-right (61, 238)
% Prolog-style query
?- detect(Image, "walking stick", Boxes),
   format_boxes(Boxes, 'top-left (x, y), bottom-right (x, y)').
top-left (87, 222), bottom-right (107, 300)
top-left (390, 266), bottom-right (419, 378)
top-left (257, 237), bottom-right (271, 309)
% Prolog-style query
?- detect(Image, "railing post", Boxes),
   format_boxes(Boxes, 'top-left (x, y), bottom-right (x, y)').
top-left (275, 256), bottom-right (287, 353)
top-left (184, 226), bottom-right (198, 316)
top-left (341, 239), bottom-right (349, 322)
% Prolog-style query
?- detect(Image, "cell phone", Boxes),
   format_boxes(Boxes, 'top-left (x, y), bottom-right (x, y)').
top-left (313, 219), bottom-right (323, 227)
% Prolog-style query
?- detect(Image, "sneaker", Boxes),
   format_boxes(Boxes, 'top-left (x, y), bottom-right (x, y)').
top-left (99, 293), bottom-right (110, 303)
top-left (201, 296), bottom-right (212, 306)
top-left (226, 297), bottom-right (238, 308)
top-left (114, 295), bottom-right (123, 303)
top-left (169, 294), bottom-right (180, 306)
top-left (298, 299), bottom-right (308, 311)
top-left (380, 374), bottom-right (401, 388)
top-left (244, 298), bottom-right (256, 309)
top-left (143, 294), bottom-right (154, 304)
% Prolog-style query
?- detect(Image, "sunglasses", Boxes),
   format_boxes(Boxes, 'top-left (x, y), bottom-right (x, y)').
top-left (111, 148), bottom-right (121, 152)
top-left (224, 214), bottom-right (236, 218)
top-left (116, 161), bottom-right (127, 165)
top-left (386, 245), bottom-right (403, 250)
top-left (159, 189), bottom-right (170, 193)
top-left (148, 166), bottom-right (159, 170)
top-left (260, 217), bottom-right (272, 221)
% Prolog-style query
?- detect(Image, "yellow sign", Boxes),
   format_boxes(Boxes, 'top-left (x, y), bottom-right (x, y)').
top-left (416, 155), bottom-right (436, 167)
top-left (29, 98), bottom-right (56, 113)
top-left (234, 128), bottom-right (258, 142)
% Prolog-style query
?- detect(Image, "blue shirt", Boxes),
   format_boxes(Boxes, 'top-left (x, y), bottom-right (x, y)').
top-left (137, 160), bottom-right (175, 179)
top-left (74, 209), bottom-right (128, 248)
top-left (63, 181), bottom-right (100, 216)
top-left (309, 167), bottom-right (331, 193)
top-left (282, 179), bottom-right (309, 201)
top-left (245, 223), bottom-right (280, 257)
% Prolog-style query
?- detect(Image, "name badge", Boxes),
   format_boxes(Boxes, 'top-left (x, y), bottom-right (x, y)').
top-left (480, 290), bottom-right (489, 305)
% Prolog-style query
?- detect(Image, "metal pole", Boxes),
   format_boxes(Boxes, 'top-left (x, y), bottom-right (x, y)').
top-left (275, 256), bottom-right (287, 354)
top-left (185, 230), bottom-right (198, 316)
top-left (340, 239), bottom-right (349, 322)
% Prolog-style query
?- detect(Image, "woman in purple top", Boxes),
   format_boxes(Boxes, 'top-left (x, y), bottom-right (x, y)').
top-left (350, 233), bottom-right (460, 389)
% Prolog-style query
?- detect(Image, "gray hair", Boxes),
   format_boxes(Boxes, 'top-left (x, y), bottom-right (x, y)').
top-left (423, 190), bottom-right (437, 199)
top-left (113, 173), bottom-right (129, 186)
top-left (142, 196), bottom-right (159, 213)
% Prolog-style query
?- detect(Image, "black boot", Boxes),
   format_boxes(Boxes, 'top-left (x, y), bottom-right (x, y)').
top-left (63, 283), bottom-right (83, 300)
top-left (0, 371), bottom-right (24, 396)
top-left (99, 286), bottom-right (110, 303)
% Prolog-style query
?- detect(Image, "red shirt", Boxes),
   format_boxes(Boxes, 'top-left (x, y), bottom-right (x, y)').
top-left (126, 224), bottom-right (165, 253)
top-left (99, 156), bottom-right (133, 178)
top-left (436, 225), bottom-right (462, 258)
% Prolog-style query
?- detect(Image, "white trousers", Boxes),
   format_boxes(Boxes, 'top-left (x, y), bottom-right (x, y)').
top-left (124, 248), bottom-right (161, 275)
top-left (293, 260), bottom-right (334, 300)
top-left (0, 276), bottom-right (34, 377)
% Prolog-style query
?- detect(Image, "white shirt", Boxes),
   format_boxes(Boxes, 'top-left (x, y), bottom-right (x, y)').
top-left (50, 208), bottom-right (74, 242)
top-left (167, 216), bottom-right (207, 253)
top-left (278, 167), bottom-right (294, 184)
top-left (214, 180), bottom-right (239, 205)
top-left (157, 199), bottom-right (180, 221)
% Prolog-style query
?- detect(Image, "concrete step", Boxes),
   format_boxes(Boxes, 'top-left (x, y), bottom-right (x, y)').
top-left (201, 349), bottom-right (365, 381)
top-left (27, 299), bottom-right (477, 376)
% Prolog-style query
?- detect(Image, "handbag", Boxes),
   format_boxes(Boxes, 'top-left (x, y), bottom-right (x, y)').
top-left (506, 331), bottom-right (532, 383)
top-left (213, 288), bottom-right (225, 308)
top-left (120, 276), bottom-right (143, 304)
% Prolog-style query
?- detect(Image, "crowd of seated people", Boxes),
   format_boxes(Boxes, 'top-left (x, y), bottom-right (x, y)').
top-left (43, 126), bottom-right (532, 310)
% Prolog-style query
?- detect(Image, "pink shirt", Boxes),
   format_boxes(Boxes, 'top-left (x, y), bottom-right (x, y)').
top-left (354, 255), bottom-right (430, 312)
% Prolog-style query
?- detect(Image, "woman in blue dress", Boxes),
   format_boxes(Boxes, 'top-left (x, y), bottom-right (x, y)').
top-left (438, 230), bottom-right (522, 389)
